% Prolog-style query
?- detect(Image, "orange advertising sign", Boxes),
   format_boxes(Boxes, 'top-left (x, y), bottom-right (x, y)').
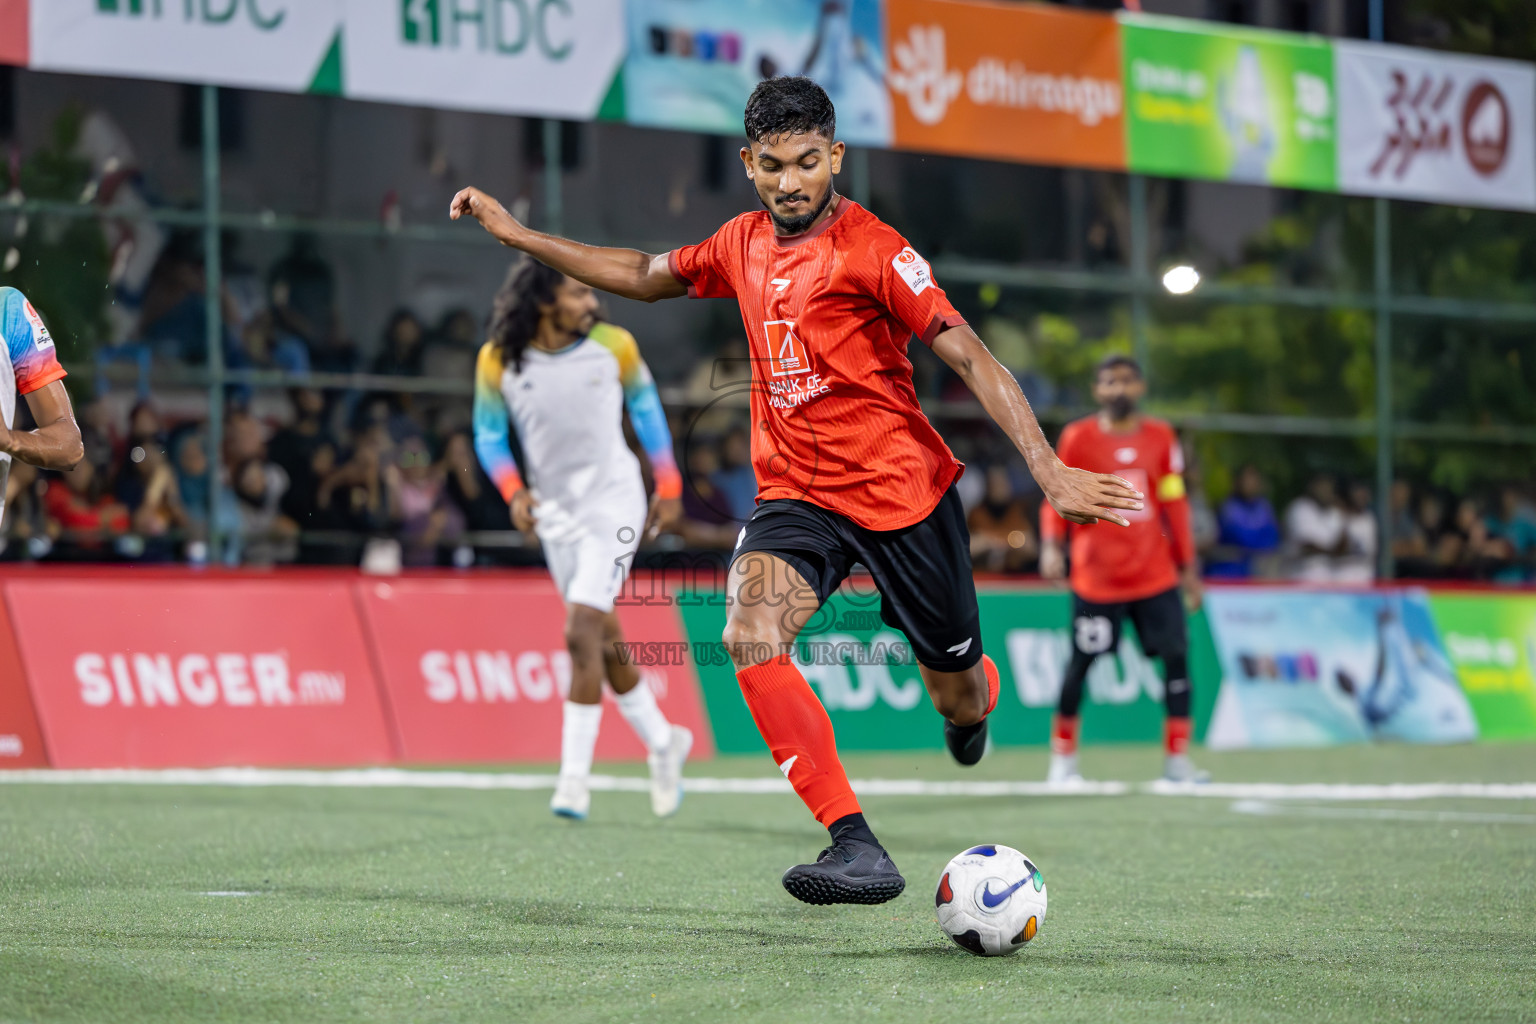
top-left (886, 0), bottom-right (1126, 170)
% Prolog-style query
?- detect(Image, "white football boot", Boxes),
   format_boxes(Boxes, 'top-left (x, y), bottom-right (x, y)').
top-left (550, 775), bottom-right (591, 820)
top-left (648, 725), bottom-right (693, 817)
top-left (1046, 752), bottom-right (1083, 785)
top-left (1162, 754), bottom-right (1211, 784)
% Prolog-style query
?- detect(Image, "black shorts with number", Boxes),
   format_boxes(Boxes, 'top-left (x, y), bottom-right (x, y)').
top-left (1070, 586), bottom-right (1187, 660)
top-left (730, 485), bottom-right (982, 673)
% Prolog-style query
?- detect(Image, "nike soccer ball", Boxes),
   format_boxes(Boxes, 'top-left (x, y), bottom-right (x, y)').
top-left (934, 844), bottom-right (1047, 957)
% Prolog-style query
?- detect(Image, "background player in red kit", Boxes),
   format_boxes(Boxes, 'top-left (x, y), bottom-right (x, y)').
top-left (1040, 354), bottom-right (1208, 784)
top-left (451, 77), bottom-right (1142, 905)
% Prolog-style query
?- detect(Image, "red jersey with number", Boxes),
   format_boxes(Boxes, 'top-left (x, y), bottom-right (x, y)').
top-left (667, 198), bottom-right (967, 531)
top-left (1039, 415), bottom-right (1195, 603)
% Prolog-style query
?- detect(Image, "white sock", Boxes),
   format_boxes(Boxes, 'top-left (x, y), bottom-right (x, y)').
top-left (614, 680), bottom-right (672, 754)
top-left (559, 701), bottom-right (603, 779)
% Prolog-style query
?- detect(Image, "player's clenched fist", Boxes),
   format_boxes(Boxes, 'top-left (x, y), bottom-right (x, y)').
top-left (449, 186), bottom-right (520, 240)
top-left (1040, 463), bottom-right (1142, 528)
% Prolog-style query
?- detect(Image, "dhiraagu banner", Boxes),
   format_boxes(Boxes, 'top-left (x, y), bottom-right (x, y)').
top-left (676, 585), bottom-right (1218, 755)
top-left (1428, 593), bottom-right (1536, 740)
top-left (1121, 14), bottom-right (1336, 190)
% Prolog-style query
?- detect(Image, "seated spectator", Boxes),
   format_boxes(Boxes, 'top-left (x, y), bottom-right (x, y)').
top-left (45, 456), bottom-right (130, 559)
top-left (371, 309), bottom-right (426, 377)
top-left (395, 434), bottom-right (460, 566)
top-left (1337, 480), bottom-right (1377, 583)
top-left (223, 457), bottom-right (297, 567)
top-left (1284, 473), bottom-right (1346, 582)
top-left (1211, 464), bottom-right (1281, 578)
top-left (320, 434), bottom-right (399, 537)
top-left (676, 440), bottom-right (740, 550)
top-left (116, 442), bottom-right (187, 562)
top-left (442, 430), bottom-right (512, 533)
top-left (1389, 479), bottom-right (1421, 563)
top-left (1183, 446), bottom-right (1218, 562)
top-left (268, 388), bottom-right (334, 493)
top-left (223, 407), bottom-right (268, 468)
top-left (1, 461), bottom-right (58, 560)
top-left (967, 465), bottom-right (1037, 573)
top-left (238, 310), bottom-right (311, 374)
top-left (1398, 491), bottom-right (1458, 579)
top-left (270, 232), bottom-right (355, 372)
top-left (1486, 485), bottom-right (1536, 584)
top-left (710, 427), bottom-right (757, 523)
top-left (172, 430), bottom-right (234, 563)
top-left (1448, 495), bottom-right (1506, 580)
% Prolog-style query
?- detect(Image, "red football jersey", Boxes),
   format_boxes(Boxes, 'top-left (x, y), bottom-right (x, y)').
top-left (1039, 415), bottom-right (1195, 603)
top-left (668, 198), bottom-right (967, 531)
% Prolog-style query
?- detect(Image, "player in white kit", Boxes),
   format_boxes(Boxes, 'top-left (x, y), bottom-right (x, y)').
top-left (473, 256), bottom-right (692, 820)
top-left (0, 288), bottom-right (84, 515)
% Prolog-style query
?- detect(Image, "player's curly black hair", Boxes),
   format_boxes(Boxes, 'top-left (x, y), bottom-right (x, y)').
top-left (743, 75), bottom-right (836, 144)
top-left (488, 255), bottom-right (564, 372)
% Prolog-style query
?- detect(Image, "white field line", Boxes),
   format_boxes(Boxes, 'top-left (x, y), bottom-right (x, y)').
top-left (1, 768), bottom-right (1535, 801)
top-left (1230, 799), bottom-right (1536, 824)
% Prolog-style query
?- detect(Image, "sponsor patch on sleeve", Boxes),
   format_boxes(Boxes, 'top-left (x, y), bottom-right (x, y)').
top-left (22, 300), bottom-right (54, 351)
top-left (891, 247), bottom-right (933, 296)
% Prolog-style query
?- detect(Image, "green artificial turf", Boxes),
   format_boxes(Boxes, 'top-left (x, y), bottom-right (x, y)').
top-left (1, 744), bottom-right (1533, 1024)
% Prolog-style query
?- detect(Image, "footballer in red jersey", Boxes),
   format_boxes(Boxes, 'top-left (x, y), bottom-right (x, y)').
top-left (451, 77), bottom-right (1141, 905)
top-left (1039, 354), bottom-right (1208, 784)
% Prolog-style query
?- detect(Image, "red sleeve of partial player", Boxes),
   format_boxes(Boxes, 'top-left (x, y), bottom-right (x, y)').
top-left (1162, 495), bottom-right (1197, 568)
top-left (668, 215), bottom-right (745, 300)
top-left (872, 231), bottom-right (967, 345)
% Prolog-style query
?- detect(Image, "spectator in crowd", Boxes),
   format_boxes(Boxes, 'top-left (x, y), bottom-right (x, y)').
top-left (1, 461), bottom-right (57, 560)
top-left (269, 233), bottom-right (354, 372)
top-left (395, 434), bottom-right (459, 566)
top-left (237, 309), bottom-right (310, 374)
top-left (1337, 480), bottom-right (1377, 583)
top-left (1447, 496), bottom-right (1504, 580)
top-left (371, 309), bottom-right (427, 378)
top-left (1210, 464), bottom-right (1281, 578)
top-left (76, 399), bottom-right (117, 483)
top-left (441, 430), bottom-right (512, 534)
top-left (1285, 472), bottom-right (1346, 582)
top-left (967, 465), bottom-right (1037, 572)
top-left (267, 389), bottom-right (334, 492)
top-left (45, 455), bottom-right (129, 559)
top-left (1486, 485), bottom-right (1536, 583)
top-left (115, 442), bottom-right (187, 562)
top-left (223, 457), bottom-right (297, 567)
top-left (1183, 444), bottom-right (1219, 561)
top-left (223, 407), bottom-right (268, 468)
top-left (710, 427), bottom-right (757, 523)
top-left (320, 433), bottom-right (398, 538)
top-left (676, 440), bottom-right (738, 550)
top-left (1389, 479), bottom-right (1420, 563)
top-left (172, 430), bottom-right (230, 563)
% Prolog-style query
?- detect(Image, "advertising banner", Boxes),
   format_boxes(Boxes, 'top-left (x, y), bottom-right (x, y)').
top-left (1428, 593), bottom-right (1536, 739)
top-left (0, 594), bottom-right (47, 767)
top-left (357, 577), bottom-right (714, 763)
top-left (1336, 41), bottom-right (1536, 211)
top-left (345, 0), bottom-right (626, 119)
top-left (27, 0), bottom-right (343, 94)
top-left (1122, 14), bottom-right (1336, 190)
top-left (622, 0), bottom-right (891, 145)
top-left (679, 585), bottom-right (1218, 754)
top-left (0, 0), bottom-right (26, 67)
top-left (885, 0), bottom-right (1125, 170)
top-left (1203, 588), bottom-right (1478, 749)
top-left (4, 579), bottom-right (395, 769)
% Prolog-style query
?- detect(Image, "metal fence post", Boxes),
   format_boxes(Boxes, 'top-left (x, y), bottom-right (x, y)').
top-left (202, 84), bottom-right (224, 563)
top-left (1128, 173), bottom-right (1151, 379)
top-left (1370, 0), bottom-right (1394, 581)
top-left (543, 118), bottom-right (563, 236)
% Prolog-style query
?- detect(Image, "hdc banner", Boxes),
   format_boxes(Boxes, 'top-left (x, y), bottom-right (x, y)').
top-left (1122, 14), bottom-right (1336, 189)
top-left (1335, 41), bottom-right (1536, 211)
top-left (27, 0), bottom-right (343, 94)
top-left (1428, 593), bottom-right (1536, 739)
top-left (356, 577), bottom-right (715, 763)
top-left (1202, 588), bottom-right (1478, 749)
top-left (4, 579), bottom-right (395, 768)
top-left (884, 0), bottom-right (1125, 170)
top-left (679, 586), bottom-right (1220, 754)
top-left (344, 0), bottom-right (627, 119)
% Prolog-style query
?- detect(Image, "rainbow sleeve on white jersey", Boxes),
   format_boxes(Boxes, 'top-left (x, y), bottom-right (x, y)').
top-left (590, 323), bottom-right (681, 500)
top-left (472, 341), bottom-right (524, 503)
top-left (0, 287), bottom-right (68, 396)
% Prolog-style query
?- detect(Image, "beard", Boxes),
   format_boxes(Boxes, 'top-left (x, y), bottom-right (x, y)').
top-left (763, 186), bottom-right (834, 234)
top-left (1104, 396), bottom-right (1136, 420)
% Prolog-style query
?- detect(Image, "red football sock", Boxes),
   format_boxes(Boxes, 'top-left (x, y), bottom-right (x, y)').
top-left (1051, 714), bottom-right (1079, 756)
top-left (737, 654), bottom-right (862, 827)
top-left (981, 654), bottom-right (1000, 717)
top-left (1165, 716), bottom-right (1192, 756)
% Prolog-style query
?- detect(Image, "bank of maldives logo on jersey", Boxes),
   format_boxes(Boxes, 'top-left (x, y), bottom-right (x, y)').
top-left (764, 319), bottom-right (810, 377)
top-left (892, 247), bottom-right (933, 295)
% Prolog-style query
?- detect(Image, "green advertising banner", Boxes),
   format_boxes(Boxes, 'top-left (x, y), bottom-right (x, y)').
top-left (1428, 594), bottom-right (1536, 740)
top-left (1121, 14), bottom-right (1336, 190)
top-left (676, 586), bottom-right (1219, 755)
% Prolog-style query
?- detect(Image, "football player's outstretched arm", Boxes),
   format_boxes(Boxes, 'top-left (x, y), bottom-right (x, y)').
top-left (3, 381), bottom-right (83, 471)
top-left (450, 187), bottom-right (686, 304)
top-left (931, 325), bottom-right (1142, 527)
